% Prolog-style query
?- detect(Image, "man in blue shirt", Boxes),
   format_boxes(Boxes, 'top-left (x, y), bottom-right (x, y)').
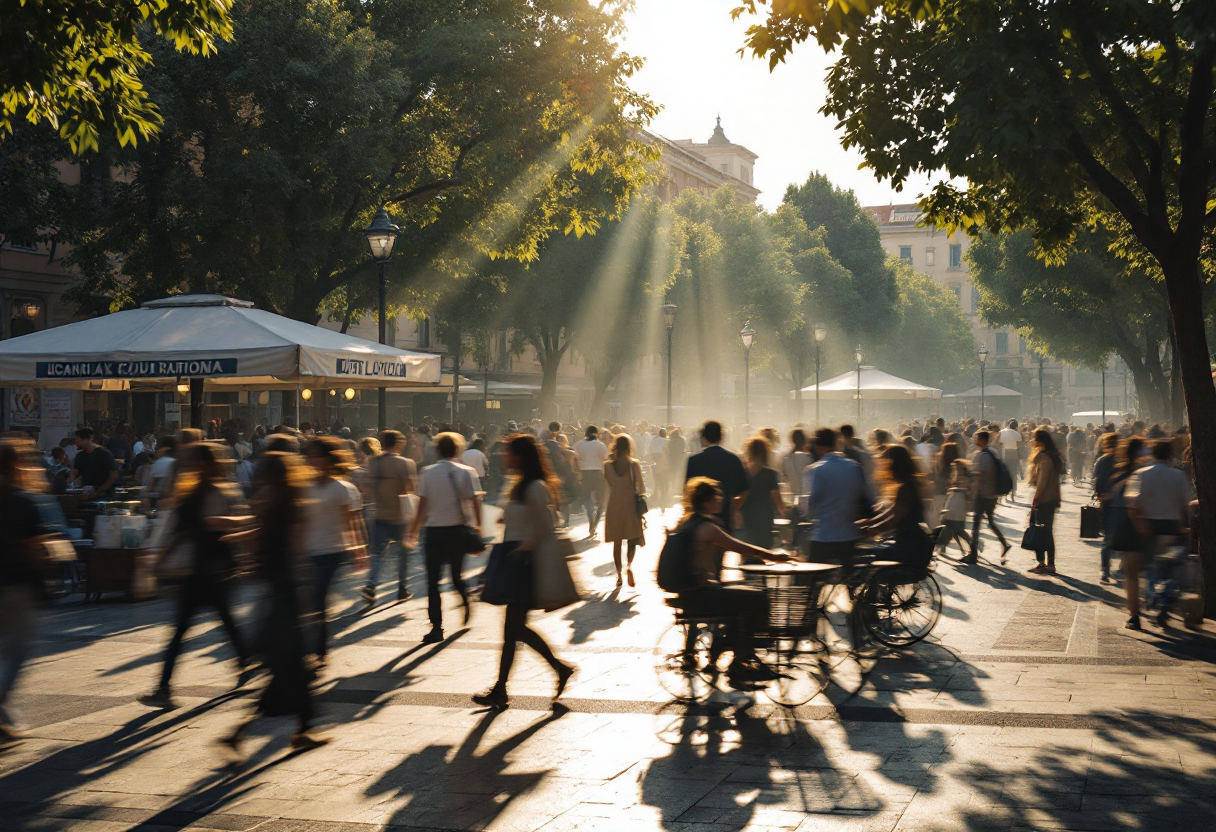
top-left (799, 428), bottom-right (873, 573)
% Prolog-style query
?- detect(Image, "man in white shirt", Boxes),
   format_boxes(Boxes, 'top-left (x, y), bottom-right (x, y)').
top-left (407, 433), bottom-right (481, 644)
top-left (997, 419), bottom-right (1023, 500)
top-left (143, 434), bottom-right (177, 509)
top-left (1125, 439), bottom-right (1194, 629)
top-left (573, 425), bottom-right (610, 537)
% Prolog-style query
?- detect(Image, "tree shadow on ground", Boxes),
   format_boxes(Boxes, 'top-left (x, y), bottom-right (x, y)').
top-left (364, 706), bottom-right (566, 829)
top-left (953, 709), bottom-right (1216, 829)
top-left (561, 590), bottom-right (639, 645)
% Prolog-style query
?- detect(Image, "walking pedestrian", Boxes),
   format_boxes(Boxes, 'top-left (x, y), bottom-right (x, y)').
top-left (935, 448), bottom-right (976, 558)
top-left (647, 427), bottom-right (670, 504)
top-left (1026, 429), bottom-right (1063, 574)
top-left (573, 426), bottom-right (610, 538)
top-left (221, 452), bottom-right (326, 753)
top-left (964, 431), bottom-right (1011, 566)
top-left (1126, 439), bottom-right (1194, 628)
top-left (1108, 437), bottom-right (1147, 628)
top-left (685, 421), bottom-right (749, 533)
top-left (665, 428), bottom-right (688, 508)
top-left (1068, 426), bottom-right (1088, 486)
top-left (472, 435), bottom-right (575, 709)
top-left (407, 433), bottom-right (481, 643)
top-left (139, 443), bottom-right (254, 709)
top-left (997, 419), bottom-right (1022, 501)
top-left (799, 428), bottom-right (873, 574)
top-left (303, 437), bottom-right (367, 667)
top-left (602, 435), bottom-right (645, 589)
top-left (780, 429), bottom-right (812, 492)
top-left (739, 436), bottom-right (785, 548)
top-left (364, 431), bottom-right (417, 607)
top-left (1092, 433), bottom-right (1120, 582)
top-left (0, 440), bottom-right (46, 747)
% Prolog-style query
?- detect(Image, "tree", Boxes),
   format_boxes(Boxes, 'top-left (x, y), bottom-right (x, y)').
top-left (873, 259), bottom-right (976, 392)
top-left (66, 0), bottom-right (655, 323)
top-left (969, 229), bottom-right (1175, 421)
top-left (0, 0), bottom-right (234, 153)
top-left (735, 0), bottom-right (1216, 606)
top-left (0, 125), bottom-right (70, 251)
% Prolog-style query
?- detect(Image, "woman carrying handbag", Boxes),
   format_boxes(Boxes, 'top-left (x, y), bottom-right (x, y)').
top-left (603, 435), bottom-right (646, 588)
top-left (1026, 429), bottom-right (1063, 574)
top-left (473, 434), bottom-right (576, 710)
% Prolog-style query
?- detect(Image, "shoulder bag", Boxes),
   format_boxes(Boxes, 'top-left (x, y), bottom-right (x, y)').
top-left (480, 542), bottom-right (532, 606)
top-left (445, 464), bottom-right (485, 554)
top-left (1020, 509), bottom-right (1047, 552)
top-left (630, 462), bottom-right (648, 520)
top-left (942, 487), bottom-right (968, 522)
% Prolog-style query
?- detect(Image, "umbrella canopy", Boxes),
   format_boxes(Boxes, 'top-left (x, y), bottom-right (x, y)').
top-left (0, 295), bottom-right (440, 390)
top-left (799, 368), bottom-right (942, 400)
top-left (945, 385), bottom-right (1024, 399)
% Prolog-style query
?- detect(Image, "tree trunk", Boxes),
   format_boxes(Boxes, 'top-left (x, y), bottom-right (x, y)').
top-left (534, 333), bottom-right (568, 421)
top-left (1161, 260), bottom-right (1216, 616)
top-left (1141, 336), bottom-right (1170, 422)
top-left (1168, 325), bottom-right (1185, 427)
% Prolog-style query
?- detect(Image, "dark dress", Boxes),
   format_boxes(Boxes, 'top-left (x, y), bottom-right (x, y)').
top-left (740, 467), bottom-right (779, 548)
top-left (255, 498), bottom-right (313, 722)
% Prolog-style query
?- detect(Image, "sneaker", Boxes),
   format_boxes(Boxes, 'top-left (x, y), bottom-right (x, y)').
top-left (472, 687), bottom-right (509, 709)
top-left (1100, 574), bottom-right (1111, 584)
top-left (1042, 565), bottom-right (1057, 575)
top-left (137, 689), bottom-right (178, 710)
top-left (290, 732), bottom-right (331, 751)
top-left (1126, 616), bottom-right (1143, 631)
top-left (361, 586), bottom-right (375, 606)
top-left (959, 556), bottom-right (978, 566)
top-left (397, 587), bottom-right (413, 602)
top-left (422, 628), bottom-right (444, 645)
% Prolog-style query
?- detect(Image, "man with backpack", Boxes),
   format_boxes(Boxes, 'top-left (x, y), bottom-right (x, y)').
top-left (966, 430), bottom-right (1012, 566)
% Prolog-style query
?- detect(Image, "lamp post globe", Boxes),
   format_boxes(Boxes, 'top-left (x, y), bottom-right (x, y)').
top-left (362, 208), bottom-right (401, 432)
top-left (854, 344), bottom-right (864, 425)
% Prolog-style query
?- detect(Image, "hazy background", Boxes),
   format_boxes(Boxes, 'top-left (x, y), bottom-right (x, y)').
top-left (620, 0), bottom-right (939, 211)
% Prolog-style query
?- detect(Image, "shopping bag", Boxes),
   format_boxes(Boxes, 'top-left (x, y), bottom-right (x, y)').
top-left (942, 488), bottom-right (968, 522)
top-left (531, 533), bottom-right (581, 612)
top-left (480, 542), bottom-right (532, 606)
top-left (1079, 502), bottom-right (1102, 539)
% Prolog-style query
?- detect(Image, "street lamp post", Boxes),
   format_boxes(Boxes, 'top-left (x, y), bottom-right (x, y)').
top-left (740, 321), bottom-right (755, 425)
top-left (663, 303), bottom-right (677, 425)
top-left (854, 344), bottom-right (864, 425)
top-left (978, 345), bottom-right (989, 423)
top-left (813, 323), bottom-right (827, 426)
top-left (362, 208), bottom-right (401, 432)
top-left (1038, 354), bottom-right (1045, 419)
top-left (1101, 364), bottom-right (1107, 423)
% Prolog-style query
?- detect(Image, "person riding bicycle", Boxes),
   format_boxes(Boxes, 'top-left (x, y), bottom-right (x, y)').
top-left (856, 445), bottom-right (932, 568)
top-left (673, 477), bottom-right (791, 688)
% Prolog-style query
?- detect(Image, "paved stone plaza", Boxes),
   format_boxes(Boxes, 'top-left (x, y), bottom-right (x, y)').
top-left (4, 482), bottom-right (1216, 831)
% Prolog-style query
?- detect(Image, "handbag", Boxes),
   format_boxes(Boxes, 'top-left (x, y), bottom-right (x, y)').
top-left (1020, 509), bottom-right (1047, 552)
top-left (630, 462), bottom-right (648, 519)
top-left (479, 542), bottom-right (532, 606)
top-left (530, 532), bottom-right (581, 612)
top-left (942, 487), bottom-right (968, 522)
top-left (445, 465), bottom-right (485, 554)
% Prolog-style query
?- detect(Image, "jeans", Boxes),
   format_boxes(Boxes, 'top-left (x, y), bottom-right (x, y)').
top-left (157, 574), bottom-right (247, 691)
top-left (1033, 500), bottom-right (1059, 565)
top-left (423, 526), bottom-right (470, 631)
top-left (970, 497), bottom-right (1008, 557)
top-left (580, 471), bottom-right (604, 531)
top-left (1100, 502), bottom-right (1114, 576)
top-left (1144, 520), bottom-right (1183, 615)
top-left (0, 584), bottom-right (37, 725)
top-left (310, 551), bottom-right (345, 660)
top-left (368, 520), bottom-right (408, 593)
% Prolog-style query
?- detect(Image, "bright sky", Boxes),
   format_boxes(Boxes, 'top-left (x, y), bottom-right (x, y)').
top-left (619, 0), bottom-right (940, 212)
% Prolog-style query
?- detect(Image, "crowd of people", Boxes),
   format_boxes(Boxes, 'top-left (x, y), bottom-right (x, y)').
top-left (0, 408), bottom-right (1199, 749)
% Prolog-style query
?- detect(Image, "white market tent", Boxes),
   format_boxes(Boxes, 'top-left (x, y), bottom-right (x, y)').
top-left (0, 294), bottom-right (441, 392)
top-left (1071, 410), bottom-right (1122, 423)
top-left (945, 384), bottom-right (1024, 401)
top-left (798, 368), bottom-right (942, 400)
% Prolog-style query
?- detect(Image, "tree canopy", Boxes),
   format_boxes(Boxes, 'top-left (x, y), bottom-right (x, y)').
top-left (0, 0), bottom-right (234, 153)
top-left (65, 0), bottom-right (656, 323)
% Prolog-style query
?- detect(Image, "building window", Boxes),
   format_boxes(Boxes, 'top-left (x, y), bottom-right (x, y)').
top-left (995, 332), bottom-right (1009, 354)
top-left (948, 243), bottom-right (962, 269)
top-left (720, 163), bottom-right (728, 173)
top-left (1019, 336), bottom-right (1028, 354)
top-left (5, 241), bottom-right (38, 253)
top-left (971, 286), bottom-right (980, 313)
top-left (947, 283), bottom-right (962, 303)
top-left (899, 246), bottom-right (912, 264)
top-left (925, 247), bottom-right (936, 266)
top-left (417, 316), bottom-right (430, 348)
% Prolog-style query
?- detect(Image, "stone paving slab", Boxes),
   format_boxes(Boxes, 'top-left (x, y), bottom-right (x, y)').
top-left (4, 482), bottom-right (1216, 830)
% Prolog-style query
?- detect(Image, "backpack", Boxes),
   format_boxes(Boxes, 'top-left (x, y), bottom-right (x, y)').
top-left (984, 449), bottom-right (1013, 496)
top-left (656, 517), bottom-right (705, 593)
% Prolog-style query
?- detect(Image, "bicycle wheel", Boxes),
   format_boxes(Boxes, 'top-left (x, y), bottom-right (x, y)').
top-left (764, 652), bottom-right (827, 707)
top-left (858, 567), bottom-right (942, 647)
top-left (655, 622), bottom-right (717, 702)
top-left (815, 582), bottom-right (860, 660)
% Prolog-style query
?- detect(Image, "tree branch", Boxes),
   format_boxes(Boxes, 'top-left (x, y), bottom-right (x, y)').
top-left (384, 136), bottom-right (483, 205)
top-left (1064, 132), bottom-right (1169, 261)
top-left (1175, 48), bottom-right (1216, 251)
